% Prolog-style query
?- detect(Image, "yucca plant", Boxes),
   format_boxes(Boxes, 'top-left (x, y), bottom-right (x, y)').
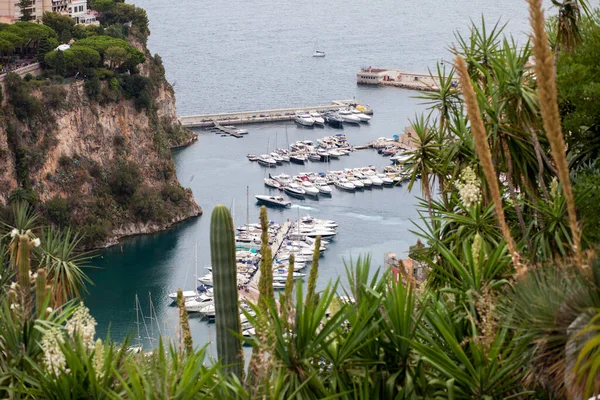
top-left (37, 227), bottom-right (94, 307)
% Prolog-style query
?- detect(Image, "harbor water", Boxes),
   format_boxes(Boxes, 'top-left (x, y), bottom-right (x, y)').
top-left (86, 0), bottom-right (544, 347)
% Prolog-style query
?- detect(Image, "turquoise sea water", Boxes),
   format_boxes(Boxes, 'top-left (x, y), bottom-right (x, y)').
top-left (86, 0), bottom-right (547, 347)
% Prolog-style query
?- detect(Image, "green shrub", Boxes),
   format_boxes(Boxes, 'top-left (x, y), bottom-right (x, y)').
top-left (85, 75), bottom-right (101, 99)
top-left (81, 217), bottom-right (112, 246)
top-left (108, 160), bottom-right (141, 203)
top-left (118, 74), bottom-right (148, 99)
top-left (45, 196), bottom-right (71, 226)
top-left (23, 73), bottom-right (33, 82)
top-left (5, 73), bottom-right (43, 120)
top-left (574, 170), bottom-right (600, 246)
top-left (43, 86), bottom-right (68, 109)
top-left (134, 89), bottom-right (151, 111)
top-left (130, 185), bottom-right (169, 223)
top-left (161, 184), bottom-right (186, 204)
top-left (8, 188), bottom-right (38, 205)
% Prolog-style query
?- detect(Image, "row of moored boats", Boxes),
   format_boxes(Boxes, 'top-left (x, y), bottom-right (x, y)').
top-left (167, 216), bottom-right (339, 337)
top-left (294, 108), bottom-right (371, 128)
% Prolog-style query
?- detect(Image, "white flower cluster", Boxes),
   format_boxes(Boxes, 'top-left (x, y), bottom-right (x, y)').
top-left (66, 304), bottom-right (97, 350)
top-left (10, 228), bottom-right (19, 238)
top-left (41, 327), bottom-right (66, 375)
top-left (550, 177), bottom-right (559, 201)
top-left (94, 339), bottom-right (104, 379)
top-left (454, 167), bottom-right (482, 208)
top-left (472, 233), bottom-right (483, 265)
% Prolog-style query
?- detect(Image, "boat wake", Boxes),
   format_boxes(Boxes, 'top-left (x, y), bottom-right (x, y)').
top-left (346, 213), bottom-right (384, 222)
top-left (290, 204), bottom-right (318, 211)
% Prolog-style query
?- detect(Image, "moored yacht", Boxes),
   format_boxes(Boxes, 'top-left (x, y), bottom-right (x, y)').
top-left (351, 109), bottom-right (372, 122)
top-left (257, 154), bottom-right (277, 167)
top-left (294, 113), bottom-right (315, 126)
top-left (284, 183), bottom-right (306, 199)
top-left (324, 112), bottom-right (344, 128)
top-left (264, 177), bottom-right (282, 189)
top-left (289, 153), bottom-right (307, 165)
top-left (314, 180), bottom-right (333, 195)
top-left (338, 109), bottom-right (361, 124)
top-left (334, 178), bottom-right (356, 192)
top-left (255, 195), bottom-right (292, 208)
top-left (310, 112), bottom-right (325, 125)
top-left (300, 181), bottom-right (320, 197)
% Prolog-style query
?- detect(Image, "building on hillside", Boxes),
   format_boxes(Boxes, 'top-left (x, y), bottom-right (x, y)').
top-left (386, 253), bottom-right (427, 286)
top-left (0, 0), bottom-right (96, 24)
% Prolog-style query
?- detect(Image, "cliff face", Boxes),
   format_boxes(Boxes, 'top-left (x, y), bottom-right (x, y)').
top-left (0, 44), bottom-right (201, 248)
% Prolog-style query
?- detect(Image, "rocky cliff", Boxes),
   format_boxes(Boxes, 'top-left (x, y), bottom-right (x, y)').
top-left (0, 41), bottom-right (201, 248)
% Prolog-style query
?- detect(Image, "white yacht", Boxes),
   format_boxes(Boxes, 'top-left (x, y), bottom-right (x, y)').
top-left (272, 173), bottom-right (294, 186)
top-left (369, 174), bottom-right (384, 187)
top-left (264, 177), bottom-right (282, 189)
top-left (378, 173), bottom-right (395, 186)
top-left (185, 294), bottom-right (213, 313)
top-left (270, 152), bottom-right (285, 164)
top-left (349, 178), bottom-right (364, 190)
top-left (168, 290), bottom-right (198, 302)
top-left (255, 195), bottom-right (292, 208)
top-left (314, 180), bottom-right (332, 195)
top-left (351, 109), bottom-right (372, 122)
top-left (312, 50), bottom-right (326, 57)
top-left (197, 273), bottom-right (214, 286)
top-left (257, 154), bottom-right (277, 168)
top-left (300, 215), bottom-right (338, 229)
top-left (300, 181), bottom-right (320, 197)
top-left (284, 183), bottom-right (306, 199)
top-left (328, 149), bottom-right (344, 158)
top-left (235, 233), bottom-right (262, 249)
top-left (295, 113), bottom-right (315, 126)
top-left (334, 178), bottom-right (356, 192)
top-left (310, 112), bottom-right (325, 125)
top-left (338, 109), bottom-right (361, 124)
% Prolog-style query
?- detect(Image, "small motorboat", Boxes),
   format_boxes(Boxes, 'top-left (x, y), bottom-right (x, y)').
top-left (247, 153), bottom-right (259, 161)
top-left (312, 50), bottom-right (326, 58)
top-left (197, 273), bottom-right (213, 286)
top-left (314, 181), bottom-right (333, 195)
top-left (264, 177), bottom-right (282, 189)
top-left (270, 152), bottom-right (285, 165)
top-left (255, 195), bottom-right (292, 208)
top-left (284, 184), bottom-right (306, 199)
top-left (334, 178), bottom-right (356, 192)
top-left (328, 149), bottom-right (343, 158)
top-left (290, 154), bottom-right (307, 165)
top-left (257, 154), bottom-right (277, 168)
top-left (308, 153), bottom-right (321, 162)
top-left (237, 128), bottom-right (248, 134)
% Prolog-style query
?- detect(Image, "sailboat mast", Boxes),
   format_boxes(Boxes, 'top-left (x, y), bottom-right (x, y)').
top-left (194, 242), bottom-right (198, 294)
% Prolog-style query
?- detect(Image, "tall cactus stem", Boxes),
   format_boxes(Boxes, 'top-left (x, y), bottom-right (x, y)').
top-left (176, 289), bottom-right (193, 356)
top-left (210, 205), bottom-right (243, 379)
top-left (16, 234), bottom-right (32, 318)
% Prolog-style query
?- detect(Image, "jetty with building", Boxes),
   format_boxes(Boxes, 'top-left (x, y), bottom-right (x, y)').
top-left (357, 67), bottom-right (454, 92)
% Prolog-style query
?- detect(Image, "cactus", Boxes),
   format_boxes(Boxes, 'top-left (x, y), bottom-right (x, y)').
top-left (35, 268), bottom-right (48, 317)
top-left (176, 289), bottom-right (193, 356)
top-left (12, 234), bottom-right (32, 318)
top-left (306, 236), bottom-right (321, 306)
top-left (210, 205), bottom-right (243, 379)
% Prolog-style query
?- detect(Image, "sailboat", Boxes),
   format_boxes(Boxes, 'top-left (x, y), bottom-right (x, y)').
top-left (312, 38), bottom-right (325, 57)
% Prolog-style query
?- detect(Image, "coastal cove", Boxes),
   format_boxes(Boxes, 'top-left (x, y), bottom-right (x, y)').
top-left (87, 0), bottom-right (544, 345)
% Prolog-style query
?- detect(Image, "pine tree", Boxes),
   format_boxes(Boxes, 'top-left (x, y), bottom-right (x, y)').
top-left (18, 0), bottom-right (34, 22)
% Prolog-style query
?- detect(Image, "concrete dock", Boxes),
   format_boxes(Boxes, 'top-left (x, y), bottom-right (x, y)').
top-left (239, 220), bottom-right (292, 302)
top-left (179, 100), bottom-right (371, 128)
top-left (356, 68), bottom-right (452, 92)
top-left (213, 121), bottom-right (242, 138)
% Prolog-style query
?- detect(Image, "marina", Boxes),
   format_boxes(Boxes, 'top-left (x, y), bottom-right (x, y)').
top-left (178, 100), bottom-right (373, 128)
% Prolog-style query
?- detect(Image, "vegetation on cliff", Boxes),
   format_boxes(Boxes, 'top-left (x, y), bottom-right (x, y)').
top-left (0, 2), bottom-right (199, 248)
